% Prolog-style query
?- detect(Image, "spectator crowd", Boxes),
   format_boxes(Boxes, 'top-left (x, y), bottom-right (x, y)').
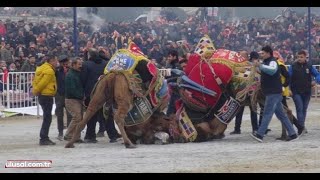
top-left (0, 8), bottom-right (320, 73)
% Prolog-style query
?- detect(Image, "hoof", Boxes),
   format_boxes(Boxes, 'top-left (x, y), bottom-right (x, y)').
top-left (65, 143), bottom-right (75, 148)
top-left (125, 143), bottom-right (136, 149)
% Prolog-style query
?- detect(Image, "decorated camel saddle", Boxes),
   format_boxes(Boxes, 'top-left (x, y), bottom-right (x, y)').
top-left (103, 42), bottom-right (169, 126)
top-left (175, 35), bottom-right (257, 142)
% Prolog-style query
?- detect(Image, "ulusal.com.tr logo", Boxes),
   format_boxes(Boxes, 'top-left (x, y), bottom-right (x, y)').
top-left (5, 160), bottom-right (52, 168)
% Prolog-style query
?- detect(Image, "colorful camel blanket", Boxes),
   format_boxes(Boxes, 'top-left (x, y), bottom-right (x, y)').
top-left (182, 53), bottom-right (233, 109)
top-left (103, 48), bottom-right (169, 126)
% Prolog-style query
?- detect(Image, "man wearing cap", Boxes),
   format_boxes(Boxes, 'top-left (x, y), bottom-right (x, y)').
top-left (32, 54), bottom-right (58, 145)
top-left (230, 51), bottom-right (260, 135)
top-left (55, 55), bottom-right (72, 140)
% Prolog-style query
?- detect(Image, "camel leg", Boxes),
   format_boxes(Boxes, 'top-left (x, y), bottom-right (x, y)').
top-left (113, 74), bottom-right (136, 149)
top-left (278, 106), bottom-right (293, 140)
top-left (65, 78), bottom-right (108, 148)
top-left (208, 118), bottom-right (227, 139)
top-left (278, 123), bottom-right (288, 140)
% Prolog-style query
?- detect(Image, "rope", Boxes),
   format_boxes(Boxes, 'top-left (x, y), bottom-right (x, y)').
top-left (235, 65), bottom-right (258, 102)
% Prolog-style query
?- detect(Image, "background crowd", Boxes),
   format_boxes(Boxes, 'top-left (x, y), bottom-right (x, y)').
top-left (0, 8), bottom-right (320, 74)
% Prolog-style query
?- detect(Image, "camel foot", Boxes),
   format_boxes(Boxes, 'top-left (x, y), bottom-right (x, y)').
top-left (125, 143), bottom-right (136, 149)
top-left (65, 143), bottom-right (75, 148)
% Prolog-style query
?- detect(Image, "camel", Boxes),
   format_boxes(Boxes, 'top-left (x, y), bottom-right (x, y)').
top-left (65, 70), bottom-right (175, 148)
top-left (165, 56), bottom-right (299, 143)
top-left (64, 43), bottom-right (184, 149)
top-left (160, 35), bottom-right (300, 142)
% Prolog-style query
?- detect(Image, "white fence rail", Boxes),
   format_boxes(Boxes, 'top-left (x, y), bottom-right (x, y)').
top-left (0, 72), bottom-right (37, 111)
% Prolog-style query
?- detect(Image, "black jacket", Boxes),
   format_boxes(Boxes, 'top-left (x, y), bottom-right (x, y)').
top-left (56, 66), bottom-right (68, 95)
top-left (290, 62), bottom-right (313, 94)
top-left (81, 57), bottom-right (107, 98)
top-left (260, 57), bottom-right (282, 95)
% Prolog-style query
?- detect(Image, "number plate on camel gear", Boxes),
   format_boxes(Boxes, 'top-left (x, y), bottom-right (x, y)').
top-left (124, 97), bottom-right (153, 126)
top-left (214, 96), bottom-right (241, 125)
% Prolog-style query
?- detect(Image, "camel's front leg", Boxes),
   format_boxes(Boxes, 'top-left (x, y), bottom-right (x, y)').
top-left (113, 74), bottom-right (136, 148)
top-left (113, 103), bottom-right (135, 148)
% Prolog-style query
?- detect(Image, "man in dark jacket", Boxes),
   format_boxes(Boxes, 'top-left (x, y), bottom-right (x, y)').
top-left (250, 46), bottom-right (298, 142)
top-left (165, 50), bottom-right (182, 116)
top-left (288, 50), bottom-right (320, 135)
top-left (81, 48), bottom-right (119, 143)
top-left (64, 57), bottom-right (84, 142)
top-left (55, 55), bottom-right (72, 140)
top-left (149, 44), bottom-right (164, 67)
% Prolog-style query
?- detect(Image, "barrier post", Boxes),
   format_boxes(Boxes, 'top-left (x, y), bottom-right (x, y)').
top-left (6, 75), bottom-right (10, 109)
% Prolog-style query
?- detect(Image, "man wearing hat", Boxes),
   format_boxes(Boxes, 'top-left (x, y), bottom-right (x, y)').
top-left (230, 51), bottom-right (260, 135)
top-left (55, 55), bottom-right (72, 140)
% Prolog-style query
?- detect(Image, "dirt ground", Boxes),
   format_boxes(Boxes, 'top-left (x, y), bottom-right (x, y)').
top-left (1, 98), bottom-right (320, 173)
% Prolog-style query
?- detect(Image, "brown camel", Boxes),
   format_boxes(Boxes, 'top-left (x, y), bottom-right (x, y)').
top-left (166, 70), bottom-right (300, 143)
top-left (65, 71), bottom-right (172, 149)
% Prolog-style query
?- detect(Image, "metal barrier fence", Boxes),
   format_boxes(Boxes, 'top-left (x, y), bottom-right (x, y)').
top-left (0, 72), bottom-right (37, 110)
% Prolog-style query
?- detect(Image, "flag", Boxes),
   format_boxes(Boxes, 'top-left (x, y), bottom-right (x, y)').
top-left (128, 42), bottom-right (145, 57)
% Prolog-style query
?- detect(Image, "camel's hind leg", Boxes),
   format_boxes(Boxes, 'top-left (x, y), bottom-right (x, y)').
top-left (113, 74), bottom-right (136, 148)
top-left (278, 105), bottom-right (300, 140)
top-left (65, 76), bottom-right (110, 148)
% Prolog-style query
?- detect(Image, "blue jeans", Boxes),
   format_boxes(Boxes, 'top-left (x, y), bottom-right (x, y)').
top-left (257, 94), bottom-right (296, 137)
top-left (292, 93), bottom-right (311, 128)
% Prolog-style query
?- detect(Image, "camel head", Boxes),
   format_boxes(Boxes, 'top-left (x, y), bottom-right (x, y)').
top-left (149, 113), bottom-right (186, 143)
